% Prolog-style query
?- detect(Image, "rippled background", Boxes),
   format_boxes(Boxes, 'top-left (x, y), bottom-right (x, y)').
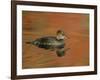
top-left (22, 11), bottom-right (89, 69)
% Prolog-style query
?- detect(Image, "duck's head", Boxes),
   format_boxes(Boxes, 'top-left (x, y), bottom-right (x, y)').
top-left (56, 30), bottom-right (69, 40)
top-left (56, 30), bottom-right (65, 40)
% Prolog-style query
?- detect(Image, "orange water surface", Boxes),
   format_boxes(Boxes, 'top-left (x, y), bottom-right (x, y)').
top-left (22, 11), bottom-right (89, 69)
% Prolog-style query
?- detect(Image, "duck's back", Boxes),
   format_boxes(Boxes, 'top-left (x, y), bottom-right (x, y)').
top-left (32, 36), bottom-right (64, 49)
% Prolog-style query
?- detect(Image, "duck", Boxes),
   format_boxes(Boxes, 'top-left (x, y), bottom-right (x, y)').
top-left (26, 30), bottom-right (69, 57)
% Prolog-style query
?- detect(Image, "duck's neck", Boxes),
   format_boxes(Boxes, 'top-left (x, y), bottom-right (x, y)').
top-left (56, 35), bottom-right (64, 40)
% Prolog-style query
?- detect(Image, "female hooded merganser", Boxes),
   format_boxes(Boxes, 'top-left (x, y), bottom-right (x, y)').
top-left (26, 30), bottom-right (69, 57)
